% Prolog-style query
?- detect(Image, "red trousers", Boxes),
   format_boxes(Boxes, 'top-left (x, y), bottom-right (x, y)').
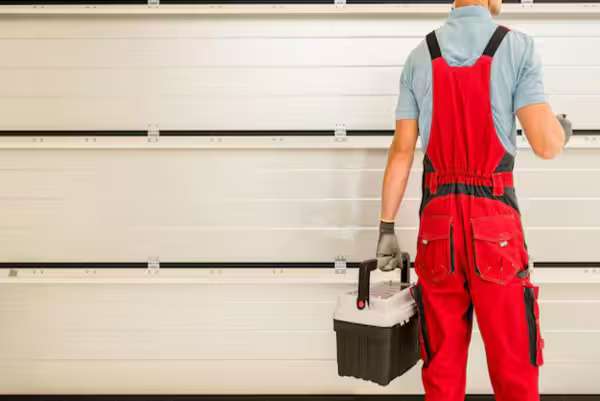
top-left (409, 26), bottom-right (544, 401)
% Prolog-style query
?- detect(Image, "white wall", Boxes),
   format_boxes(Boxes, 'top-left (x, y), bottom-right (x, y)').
top-left (0, 3), bottom-right (599, 395)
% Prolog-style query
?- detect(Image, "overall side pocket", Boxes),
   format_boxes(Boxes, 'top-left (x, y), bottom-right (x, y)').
top-left (414, 214), bottom-right (454, 285)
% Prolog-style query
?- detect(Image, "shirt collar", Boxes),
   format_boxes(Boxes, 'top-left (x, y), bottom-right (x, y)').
top-left (448, 5), bottom-right (492, 22)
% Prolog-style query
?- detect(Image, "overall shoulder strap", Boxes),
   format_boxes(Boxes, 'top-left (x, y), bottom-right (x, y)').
top-left (482, 25), bottom-right (510, 57)
top-left (426, 30), bottom-right (442, 60)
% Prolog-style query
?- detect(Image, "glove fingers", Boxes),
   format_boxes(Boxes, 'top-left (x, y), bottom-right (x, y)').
top-left (384, 258), bottom-right (399, 271)
top-left (377, 256), bottom-right (398, 272)
top-left (376, 256), bottom-right (392, 270)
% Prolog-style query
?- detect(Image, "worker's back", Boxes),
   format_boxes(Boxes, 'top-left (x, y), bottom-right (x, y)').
top-left (395, 5), bottom-right (546, 157)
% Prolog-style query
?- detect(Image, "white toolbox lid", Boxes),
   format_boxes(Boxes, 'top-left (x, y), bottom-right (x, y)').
top-left (333, 281), bottom-right (416, 328)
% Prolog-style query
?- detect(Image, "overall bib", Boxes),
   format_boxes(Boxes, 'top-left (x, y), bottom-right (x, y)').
top-left (409, 26), bottom-right (544, 401)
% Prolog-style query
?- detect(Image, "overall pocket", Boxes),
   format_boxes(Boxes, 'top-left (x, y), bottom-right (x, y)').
top-left (414, 214), bottom-right (454, 284)
top-left (470, 214), bottom-right (528, 285)
top-left (524, 283), bottom-right (545, 367)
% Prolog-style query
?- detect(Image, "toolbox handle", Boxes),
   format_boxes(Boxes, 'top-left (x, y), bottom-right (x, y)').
top-left (356, 252), bottom-right (411, 310)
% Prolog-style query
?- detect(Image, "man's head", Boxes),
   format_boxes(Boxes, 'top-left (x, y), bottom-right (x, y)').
top-left (454, 0), bottom-right (503, 16)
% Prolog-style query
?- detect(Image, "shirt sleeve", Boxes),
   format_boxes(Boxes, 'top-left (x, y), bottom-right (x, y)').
top-left (513, 35), bottom-right (547, 113)
top-left (394, 55), bottom-right (419, 120)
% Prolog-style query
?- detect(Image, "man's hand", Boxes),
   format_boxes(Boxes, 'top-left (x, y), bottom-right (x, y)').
top-left (556, 114), bottom-right (573, 146)
top-left (376, 220), bottom-right (401, 271)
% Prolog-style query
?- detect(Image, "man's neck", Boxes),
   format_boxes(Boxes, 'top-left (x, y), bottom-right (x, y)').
top-left (454, 0), bottom-right (487, 8)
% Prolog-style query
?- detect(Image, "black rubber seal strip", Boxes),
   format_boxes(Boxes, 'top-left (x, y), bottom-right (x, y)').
top-left (0, 129), bottom-right (598, 137)
top-left (3, 0), bottom-right (600, 4)
top-left (0, 0), bottom-right (505, 4)
top-left (0, 397), bottom-right (599, 401)
top-left (517, 129), bottom-right (600, 137)
top-left (0, 130), bottom-right (393, 137)
top-left (0, 261), bottom-right (597, 269)
top-left (0, 396), bottom-right (599, 401)
top-left (0, 261), bottom-right (361, 269)
top-left (533, 261), bottom-right (600, 268)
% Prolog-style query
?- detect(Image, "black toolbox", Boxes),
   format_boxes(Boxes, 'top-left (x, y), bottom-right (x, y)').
top-left (333, 255), bottom-right (419, 386)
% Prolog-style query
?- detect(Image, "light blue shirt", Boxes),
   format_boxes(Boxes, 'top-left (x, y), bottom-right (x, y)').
top-left (395, 5), bottom-right (546, 155)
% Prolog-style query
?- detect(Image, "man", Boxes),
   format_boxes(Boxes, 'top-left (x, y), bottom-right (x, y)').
top-left (375, 1), bottom-right (572, 400)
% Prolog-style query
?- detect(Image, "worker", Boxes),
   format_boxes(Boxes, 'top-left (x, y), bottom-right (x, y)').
top-left (375, 0), bottom-right (572, 400)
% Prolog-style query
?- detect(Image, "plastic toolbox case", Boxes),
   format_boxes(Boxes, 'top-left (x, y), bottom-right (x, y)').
top-left (333, 254), bottom-right (419, 386)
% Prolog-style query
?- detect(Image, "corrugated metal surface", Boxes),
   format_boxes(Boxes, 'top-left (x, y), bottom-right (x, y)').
top-left (0, 14), bottom-right (599, 130)
top-left (0, 148), bottom-right (599, 263)
top-left (0, 4), bottom-right (599, 395)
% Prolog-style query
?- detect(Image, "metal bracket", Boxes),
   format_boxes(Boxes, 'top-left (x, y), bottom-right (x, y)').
top-left (334, 124), bottom-right (347, 142)
top-left (334, 0), bottom-right (346, 5)
top-left (148, 0), bottom-right (160, 6)
top-left (521, 0), bottom-right (534, 6)
top-left (147, 257), bottom-right (160, 274)
top-left (8, 269), bottom-right (18, 278)
top-left (147, 124), bottom-right (160, 143)
top-left (334, 256), bottom-right (347, 274)
top-left (528, 253), bottom-right (535, 278)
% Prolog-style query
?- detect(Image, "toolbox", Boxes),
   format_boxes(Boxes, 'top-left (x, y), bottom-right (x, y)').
top-left (333, 254), bottom-right (419, 386)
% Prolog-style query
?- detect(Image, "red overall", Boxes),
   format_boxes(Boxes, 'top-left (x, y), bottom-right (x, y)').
top-left (409, 26), bottom-right (544, 401)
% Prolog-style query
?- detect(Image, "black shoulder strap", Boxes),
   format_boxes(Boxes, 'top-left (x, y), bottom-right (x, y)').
top-left (483, 25), bottom-right (510, 57)
top-left (426, 30), bottom-right (442, 60)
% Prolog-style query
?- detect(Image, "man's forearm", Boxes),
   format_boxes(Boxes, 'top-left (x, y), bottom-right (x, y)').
top-left (380, 149), bottom-right (414, 222)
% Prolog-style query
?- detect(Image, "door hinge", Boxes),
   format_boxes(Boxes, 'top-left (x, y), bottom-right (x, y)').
top-left (148, 0), bottom-right (160, 6)
top-left (147, 124), bottom-right (160, 143)
top-left (334, 124), bottom-right (347, 141)
top-left (147, 257), bottom-right (160, 274)
top-left (334, 256), bottom-right (347, 274)
top-left (334, 0), bottom-right (346, 5)
top-left (521, 0), bottom-right (534, 5)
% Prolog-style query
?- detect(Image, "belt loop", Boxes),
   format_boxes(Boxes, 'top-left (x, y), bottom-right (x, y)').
top-left (492, 173), bottom-right (504, 197)
top-left (429, 172), bottom-right (438, 194)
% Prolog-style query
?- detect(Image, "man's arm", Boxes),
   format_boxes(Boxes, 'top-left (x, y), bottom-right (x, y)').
top-left (375, 119), bottom-right (418, 271)
top-left (380, 119), bottom-right (419, 222)
top-left (376, 47), bottom-right (419, 272)
top-left (517, 103), bottom-right (567, 160)
top-left (513, 33), bottom-right (570, 160)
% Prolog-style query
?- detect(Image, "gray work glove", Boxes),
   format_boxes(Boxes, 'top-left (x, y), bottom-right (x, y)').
top-left (557, 114), bottom-right (573, 146)
top-left (376, 220), bottom-right (401, 272)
